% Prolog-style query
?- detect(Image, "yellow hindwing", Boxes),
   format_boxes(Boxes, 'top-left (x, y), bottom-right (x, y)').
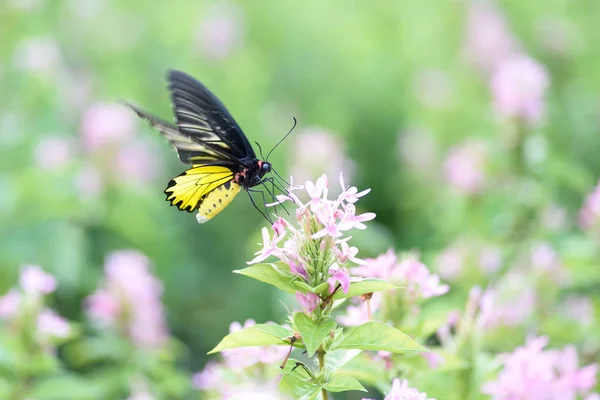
top-left (196, 180), bottom-right (241, 223)
top-left (164, 165), bottom-right (236, 213)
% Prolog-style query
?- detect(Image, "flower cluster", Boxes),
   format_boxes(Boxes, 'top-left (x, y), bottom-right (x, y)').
top-left (192, 319), bottom-right (284, 398)
top-left (364, 378), bottom-right (436, 400)
top-left (483, 336), bottom-right (599, 400)
top-left (353, 249), bottom-right (449, 302)
top-left (85, 250), bottom-right (168, 348)
top-left (0, 265), bottom-right (71, 349)
top-left (249, 173), bottom-right (375, 313)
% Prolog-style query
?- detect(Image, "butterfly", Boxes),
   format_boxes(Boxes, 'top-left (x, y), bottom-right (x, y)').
top-left (124, 69), bottom-right (291, 223)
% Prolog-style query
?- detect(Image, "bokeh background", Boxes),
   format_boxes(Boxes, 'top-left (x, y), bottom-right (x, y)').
top-left (1, 0), bottom-right (600, 398)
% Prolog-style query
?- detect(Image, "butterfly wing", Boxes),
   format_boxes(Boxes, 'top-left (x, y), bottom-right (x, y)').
top-left (167, 69), bottom-right (256, 164)
top-left (165, 165), bottom-right (241, 218)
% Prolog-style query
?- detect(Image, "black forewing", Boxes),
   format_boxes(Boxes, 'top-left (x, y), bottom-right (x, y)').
top-left (167, 70), bottom-right (256, 164)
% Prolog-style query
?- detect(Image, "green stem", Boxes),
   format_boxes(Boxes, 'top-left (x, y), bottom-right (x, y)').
top-left (318, 347), bottom-right (328, 400)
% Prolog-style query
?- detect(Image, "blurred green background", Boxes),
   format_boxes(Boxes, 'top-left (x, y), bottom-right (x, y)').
top-left (1, 0), bottom-right (600, 385)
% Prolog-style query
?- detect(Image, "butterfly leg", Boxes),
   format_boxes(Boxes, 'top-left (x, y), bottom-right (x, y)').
top-left (246, 188), bottom-right (274, 224)
top-left (259, 177), bottom-right (290, 216)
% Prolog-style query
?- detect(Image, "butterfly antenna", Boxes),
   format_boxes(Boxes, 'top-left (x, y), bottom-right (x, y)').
top-left (266, 117), bottom-right (297, 162)
top-left (272, 168), bottom-right (291, 187)
top-left (255, 141), bottom-right (266, 160)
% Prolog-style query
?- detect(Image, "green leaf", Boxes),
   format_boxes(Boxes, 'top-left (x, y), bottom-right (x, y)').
top-left (332, 278), bottom-right (398, 300)
top-left (208, 324), bottom-right (293, 354)
top-left (294, 281), bottom-right (330, 295)
top-left (323, 374), bottom-right (367, 393)
top-left (279, 358), bottom-right (323, 400)
top-left (293, 313), bottom-right (336, 357)
top-left (233, 263), bottom-right (298, 293)
top-left (332, 322), bottom-right (426, 353)
top-left (325, 349), bottom-right (362, 372)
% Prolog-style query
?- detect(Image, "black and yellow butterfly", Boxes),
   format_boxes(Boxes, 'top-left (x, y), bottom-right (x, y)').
top-left (125, 70), bottom-right (287, 223)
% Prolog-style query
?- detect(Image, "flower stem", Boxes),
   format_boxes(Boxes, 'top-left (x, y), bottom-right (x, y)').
top-left (318, 346), bottom-right (328, 400)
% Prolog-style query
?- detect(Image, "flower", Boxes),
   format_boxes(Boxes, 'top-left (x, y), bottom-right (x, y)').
top-left (37, 309), bottom-right (71, 339)
top-left (85, 250), bottom-right (168, 348)
top-left (364, 378), bottom-right (436, 400)
top-left (195, 3), bottom-right (244, 61)
top-left (290, 128), bottom-right (355, 184)
top-left (34, 136), bottom-right (74, 171)
top-left (483, 336), bottom-right (598, 400)
top-left (327, 263), bottom-right (350, 294)
top-left (0, 289), bottom-right (21, 318)
top-left (296, 292), bottom-right (320, 313)
top-left (490, 54), bottom-right (550, 125)
top-left (114, 140), bottom-right (159, 184)
top-left (580, 180), bottom-right (600, 229)
top-left (338, 292), bottom-right (382, 327)
top-left (462, 1), bottom-right (518, 74)
top-left (19, 265), bottom-right (57, 296)
top-left (249, 227), bottom-right (286, 264)
top-left (81, 102), bottom-right (136, 153)
top-left (443, 139), bottom-right (487, 194)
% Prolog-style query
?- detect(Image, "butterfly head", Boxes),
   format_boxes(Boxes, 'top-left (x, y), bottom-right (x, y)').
top-left (258, 160), bottom-right (272, 176)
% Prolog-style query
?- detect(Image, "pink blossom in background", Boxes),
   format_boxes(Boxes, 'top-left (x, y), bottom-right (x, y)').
top-left (490, 54), bottom-right (550, 125)
top-left (529, 241), bottom-right (568, 284)
top-left (411, 68), bottom-right (454, 109)
top-left (36, 309), bottom-right (71, 339)
top-left (435, 245), bottom-right (464, 281)
top-left (80, 103), bottom-right (136, 153)
top-left (397, 128), bottom-right (440, 172)
top-left (363, 378), bottom-right (436, 400)
top-left (34, 136), bottom-right (74, 171)
top-left (13, 36), bottom-right (62, 75)
top-left (196, 3), bottom-right (244, 61)
top-left (353, 248), bottom-right (397, 281)
top-left (75, 164), bottom-right (104, 199)
top-left (579, 180), bottom-right (600, 230)
top-left (463, 0), bottom-right (518, 74)
top-left (558, 296), bottom-right (595, 327)
top-left (85, 250), bottom-right (168, 348)
top-left (483, 336), bottom-right (598, 400)
top-left (114, 140), bottom-right (159, 184)
top-left (0, 289), bottom-right (21, 318)
top-left (290, 128), bottom-right (355, 185)
top-left (192, 361), bottom-right (222, 390)
top-left (422, 351), bottom-right (445, 369)
top-left (443, 139), bottom-right (487, 194)
top-left (221, 319), bottom-right (288, 372)
top-left (337, 292), bottom-right (382, 327)
top-left (478, 246), bottom-right (503, 275)
top-left (477, 274), bottom-right (536, 330)
top-left (20, 265), bottom-right (57, 296)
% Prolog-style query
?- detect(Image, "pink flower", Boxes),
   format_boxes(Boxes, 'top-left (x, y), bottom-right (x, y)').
top-left (248, 227), bottom-right (285, 264)
top-left (483, 336), bottom-right (598, 400)
top-left (85, 250), bottom-right (168, 348)
top-left (338, 293), bottom-right (382, 327)
top-left (20, 265), bottom-right (56, 296)
top-left (295, 292), bottom-right (320, 313)
top-left (490, 54), bottom-right (550, 125)
top-left (435, 245), bottom-right (464, 281)
top-left (272, 217), bottom-right (287, 236)
top-left (422, 351), bottom-right (445, 369)
top-left (221, 319), bottom-right (288, 372)
top-left (327, 264), bottom-right (350, 294)
top-left (75, 164), bottom-right (104, 200)
top-left (114, 140), bottom-right (159, 184)
top-left (37, 309), bottom-right (70, 339)
top-left (375, 378), bottom-right (436, 400)
top-left (192, 361), bottom-right (222, 390)
top-left (338, 203), bottom-right (376, 231)
top-left (443, 140), bottom-right (487, 194)
top-left (0, 289), bottom-right (21, 318)
top-left (353, 249), bottom-right (397, 280)
top-left (463, 1), bottom-right (518, 74)
top-left (558, 296), bottom-right (594, 327)
top-left (196, 3), bottom-right (244, 61)
top-left (396, 258), bottom-right (449, 300)
top-left (289, 261), bottom-right (308, 280)
top-left (337, 240), bottom-right (365, 265)
top-left (81, 102), bottom-right (136, 153)
top-left (479, 246), bottom-right (503, 275)
top-left (34, 136), bottom-right (74, 171)
top-left (530, 241), bottom-right (567, 284)
top-left (290, 128), bottom-right (355, 184)
top-left (338, 172), bottom-right (370, 204)
top-left (580, 180), bottom-right (600, 229)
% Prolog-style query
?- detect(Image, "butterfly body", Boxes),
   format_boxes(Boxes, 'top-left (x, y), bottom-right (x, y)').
top-left (126, 70), bottom-right (275, 223)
